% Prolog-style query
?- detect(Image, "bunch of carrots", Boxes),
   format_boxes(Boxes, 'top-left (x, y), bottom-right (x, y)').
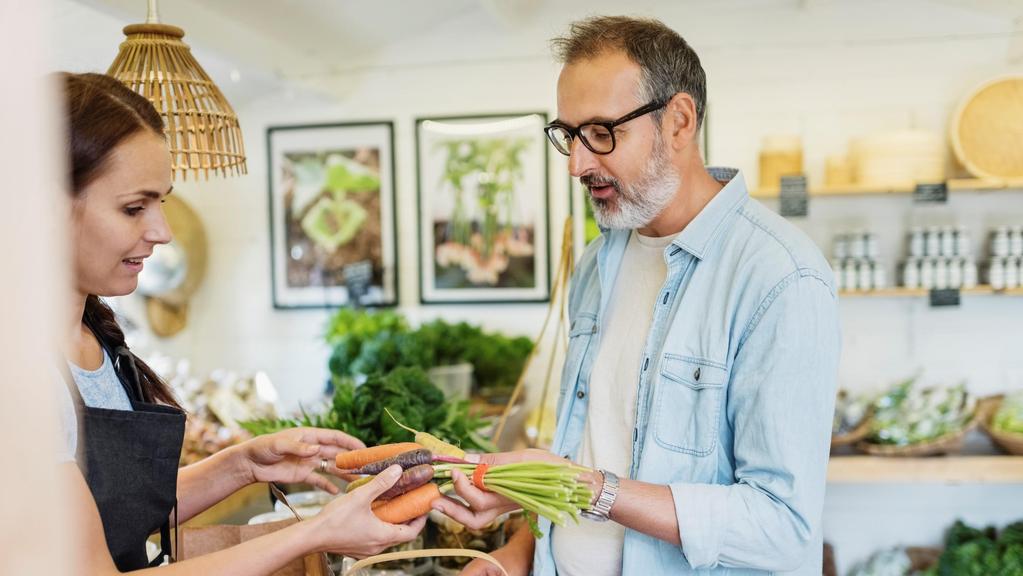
top-left (334, 412), bottom-right (592, 535)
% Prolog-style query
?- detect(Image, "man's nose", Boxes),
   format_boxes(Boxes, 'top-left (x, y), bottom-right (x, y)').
top-left (568, 137), bottom-right (598, 178)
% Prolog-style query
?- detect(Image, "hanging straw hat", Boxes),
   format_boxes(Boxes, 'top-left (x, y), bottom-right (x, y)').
top-left (137, 195), bottom-right (207, 337)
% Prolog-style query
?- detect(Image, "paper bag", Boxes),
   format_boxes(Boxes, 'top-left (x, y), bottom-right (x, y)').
top-left (178, 518), bottom-right (328, 576)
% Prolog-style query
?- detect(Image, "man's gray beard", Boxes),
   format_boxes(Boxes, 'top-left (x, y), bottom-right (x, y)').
top-left (591, 139), bottom-right (680, 231)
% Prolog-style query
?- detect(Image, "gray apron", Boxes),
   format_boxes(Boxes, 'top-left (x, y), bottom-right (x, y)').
top-left (62, 326), bottom-right (185, 571)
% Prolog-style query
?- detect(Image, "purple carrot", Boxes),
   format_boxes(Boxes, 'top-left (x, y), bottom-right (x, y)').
top-left (378, 464), bottom-right (436, 500)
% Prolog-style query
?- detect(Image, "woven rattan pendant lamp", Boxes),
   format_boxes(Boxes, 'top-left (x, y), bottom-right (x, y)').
top-left (107, 0), bottom-right (246, 180)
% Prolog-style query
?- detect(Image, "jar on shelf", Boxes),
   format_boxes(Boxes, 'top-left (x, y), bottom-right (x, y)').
top-left (1010, 226), bottom-right (1023, 258)
top-left (871, 261), bottom-right (887, 290)
top-left (989, 257), bottom-right (1006, 290)
top-left (857, 259), bottom-right (873, 291)
top-left (864, 232), bottom-right (879, 261)
top-left (940, 226), bottom-right (955, 258)
top-left (920, 258), bottom-right (936, 289)
top-left (908, 227), bottom-right (925, 258)
top-left (1006, 257), bottom-right (1020, 290)
top-left (844, 260), bottom-right (859, 291)
top-left (833, 260), bottom-right (845, 291)
top-left (955, 225), bottom-right (971, 258)
top-left (963, 258), bottom-right (978, 289)
top-left (948, 258), bottom-right (963, 289)
top-left (926, 227), bottom-right (942, 257)
top-left (992, 226), bottom-right (1010, 258)
top-left (902, 259), bottom-right (920, 289)
top-left (934, 258), bottom-right (949, 290)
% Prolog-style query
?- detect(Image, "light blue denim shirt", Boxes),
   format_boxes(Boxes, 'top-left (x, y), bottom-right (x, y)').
top-left (534, 168), bottom-right (841, 575)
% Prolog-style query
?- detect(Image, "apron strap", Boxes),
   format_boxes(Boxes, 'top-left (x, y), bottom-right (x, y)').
top-left (149, 501), bottom-right (177, 567)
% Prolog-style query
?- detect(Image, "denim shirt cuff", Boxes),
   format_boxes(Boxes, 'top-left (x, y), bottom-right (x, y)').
top-left (671, 482), bottom-right (729, 569)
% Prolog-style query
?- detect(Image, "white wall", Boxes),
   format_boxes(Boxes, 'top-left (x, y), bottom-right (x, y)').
top-left (53, 0), bottom-right (1023, 573)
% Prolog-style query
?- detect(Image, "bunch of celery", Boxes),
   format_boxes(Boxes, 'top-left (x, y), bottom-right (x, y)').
top-left (433, 461), bottom-right (593, 537)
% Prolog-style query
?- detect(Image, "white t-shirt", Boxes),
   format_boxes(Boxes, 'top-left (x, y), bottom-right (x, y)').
top-left (56, 350), bottom-right (133, 463)
top-left (551, 230), bottom-right (675, 576)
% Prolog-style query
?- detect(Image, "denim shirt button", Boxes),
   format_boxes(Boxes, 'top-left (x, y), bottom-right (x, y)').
top-left (694, 367), bottom-right (701, 381)
top-left (576, 390), bottom-right (586, 399)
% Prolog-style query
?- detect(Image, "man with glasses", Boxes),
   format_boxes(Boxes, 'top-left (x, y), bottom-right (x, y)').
top-left (439, 15), bottom-right (840, 576)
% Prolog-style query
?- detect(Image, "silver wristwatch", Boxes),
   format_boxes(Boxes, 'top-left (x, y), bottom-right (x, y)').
top-left (580, 469), bottom-right (619, 522)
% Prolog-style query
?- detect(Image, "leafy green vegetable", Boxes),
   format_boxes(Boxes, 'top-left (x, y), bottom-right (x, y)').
top-left (323, 309), bottom-right (532, 396)
top-left (241, 366), bottom-right (494, 452)
top-left (919, 520), bottom-right (1023, 576)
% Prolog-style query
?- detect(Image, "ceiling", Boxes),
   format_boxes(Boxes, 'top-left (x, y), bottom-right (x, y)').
top-left (60, 0), bottom-right (1023, 108)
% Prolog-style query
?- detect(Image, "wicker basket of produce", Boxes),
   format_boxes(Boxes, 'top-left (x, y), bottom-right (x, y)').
top-left (855, 379), bottom-right (977, 457)
top-left (980, 392), bottom-right (1023, 455)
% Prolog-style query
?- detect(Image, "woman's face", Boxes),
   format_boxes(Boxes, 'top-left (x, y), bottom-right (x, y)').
top-left (72, 130), bottom-right (173, 298)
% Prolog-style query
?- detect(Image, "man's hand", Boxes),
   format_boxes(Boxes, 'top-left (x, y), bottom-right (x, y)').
top-left (459, 524), bottom-right (535, 576)
top-left (434, 449), bottom-right (570, 530)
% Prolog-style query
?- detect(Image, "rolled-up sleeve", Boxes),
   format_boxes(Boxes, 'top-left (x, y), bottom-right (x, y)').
top-left (672, 272), bottom-right (840, 571)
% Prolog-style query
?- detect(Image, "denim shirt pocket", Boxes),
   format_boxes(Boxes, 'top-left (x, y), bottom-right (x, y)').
top-left (653, 354), bottom-right (727, 456)
top-left (562, 312), bottom-right (599, 398)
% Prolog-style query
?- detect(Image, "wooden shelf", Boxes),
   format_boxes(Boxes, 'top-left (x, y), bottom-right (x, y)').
top-left (839, 286), bottom-right (1023, 298)
top-left (752, 178), bottom-right (1023, 198)
top-left (828, 455), bottom-right (1023, 484)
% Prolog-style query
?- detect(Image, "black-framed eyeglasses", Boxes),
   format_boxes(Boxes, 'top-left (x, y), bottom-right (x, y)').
top-left (544, 99), bottom-right (668, 156)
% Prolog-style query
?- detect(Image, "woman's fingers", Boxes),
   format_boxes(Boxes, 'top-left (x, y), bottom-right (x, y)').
top-left (354, 464), bottom-right (403, 503)
top-left (296, 427), bottom-right (366, 451)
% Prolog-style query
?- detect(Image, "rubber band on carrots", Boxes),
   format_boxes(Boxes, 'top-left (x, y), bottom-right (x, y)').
top-left (472, 463), bottom-right (489, 491)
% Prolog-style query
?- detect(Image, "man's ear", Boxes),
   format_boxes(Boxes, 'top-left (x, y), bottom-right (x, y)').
top-left (665, 92), bottom-right (698, 151)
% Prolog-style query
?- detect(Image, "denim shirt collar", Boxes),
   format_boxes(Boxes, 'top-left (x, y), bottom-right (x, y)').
top-left (596, 167), bottom-right (748, 262)
top-left (671, 167), bottom-right (748, 260)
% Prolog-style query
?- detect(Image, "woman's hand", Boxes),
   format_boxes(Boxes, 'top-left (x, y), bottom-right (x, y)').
top-left (239, 427), bottom-right (366, 494)
top-left (433, 449), bottom-right (569, 530)
top-left (306, 465), bottom-right (428, 559)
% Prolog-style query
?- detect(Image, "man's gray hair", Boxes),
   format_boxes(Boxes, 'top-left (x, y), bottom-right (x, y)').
top-left (551, 16), bottom-right (706, 130)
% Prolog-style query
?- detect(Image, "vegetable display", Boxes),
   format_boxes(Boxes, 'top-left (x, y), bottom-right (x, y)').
top-left (993, 391), bottom-right (1023, 435)
top-left (868, 379), bottom-right (975, 446)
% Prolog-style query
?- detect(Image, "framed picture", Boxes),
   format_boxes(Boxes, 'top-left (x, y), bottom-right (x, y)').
top-left (267, 122), bottom-right (398, 309)
top-left (416, 113), bottom-right (550, 303)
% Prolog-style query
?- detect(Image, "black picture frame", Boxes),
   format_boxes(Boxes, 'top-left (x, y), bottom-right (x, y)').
top-left (267, 121), bottom-right (399, 309)
top-left (415, 112), bottom-right (551, 304)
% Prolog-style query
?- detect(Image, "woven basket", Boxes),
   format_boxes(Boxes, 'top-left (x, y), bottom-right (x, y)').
top-left (950, 75), bottom-right (1023, 181)
top-left (979, 395), bottom-right (1023, 456)
top-left (831, 411), bottom-right (873, 450)
top-left (856, 412), bottom-right (979, 457)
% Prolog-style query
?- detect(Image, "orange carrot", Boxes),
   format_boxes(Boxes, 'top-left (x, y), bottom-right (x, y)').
top-left (334, 442), bottom-right (423, 470)
top-left (371, 482), bottom-right (441, 524)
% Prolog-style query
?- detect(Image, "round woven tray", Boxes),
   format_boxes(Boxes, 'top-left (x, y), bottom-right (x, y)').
top-left (856, 412), bottom-right (979, 457)
top-left (831, 412), bottom-right (873, 450)
top-left (951, 75), bottom-right (1023, 181)
top-left (979, 395), bottom-right (1023, 456)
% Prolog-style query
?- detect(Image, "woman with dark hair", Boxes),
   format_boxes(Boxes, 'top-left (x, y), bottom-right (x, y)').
top-left (58, 72), bottom-right (425, 574)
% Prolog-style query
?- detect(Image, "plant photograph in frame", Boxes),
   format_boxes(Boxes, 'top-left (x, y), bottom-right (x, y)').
top-left (416, 113), bottom-right (549, 303)
top-left (267, 122), bottom-right (397, 308)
